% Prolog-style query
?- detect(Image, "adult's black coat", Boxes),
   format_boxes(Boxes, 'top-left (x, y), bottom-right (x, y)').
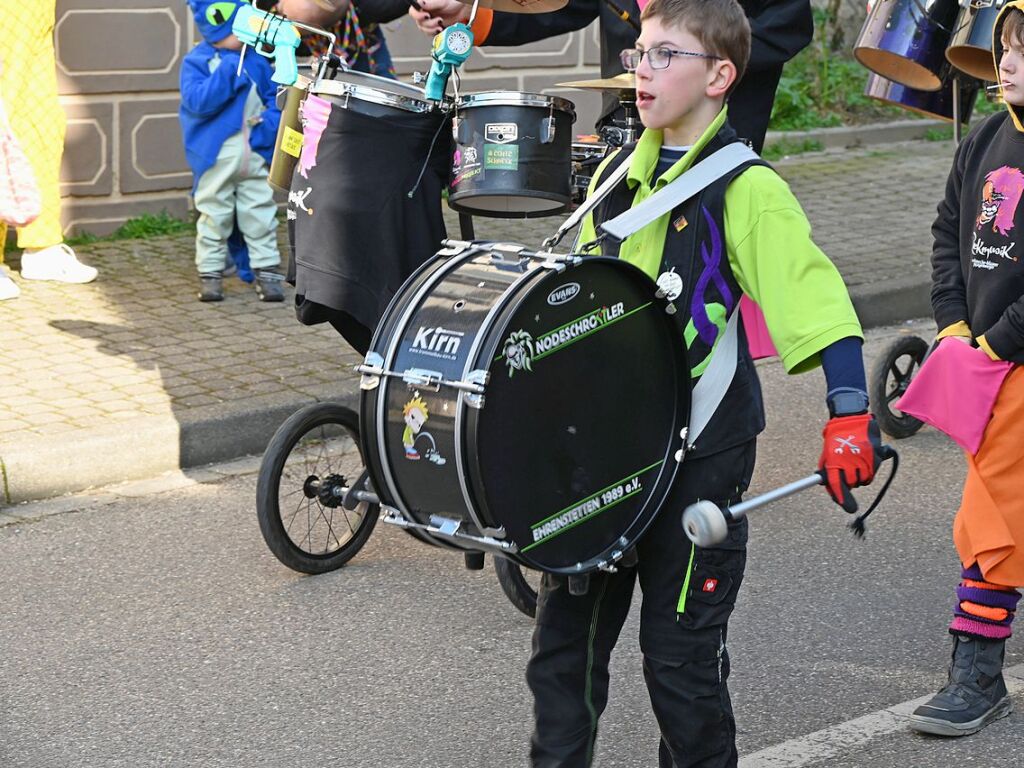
top-left (480, 0), bottom-right (814, 152)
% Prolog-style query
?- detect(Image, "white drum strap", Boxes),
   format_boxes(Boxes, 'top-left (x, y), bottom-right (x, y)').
top-left (687, 310), bottom-right (739, 450)
top-left (594, 143), bottom-right (757, 451)
top-left (598, 143), bottom-right (758, 242)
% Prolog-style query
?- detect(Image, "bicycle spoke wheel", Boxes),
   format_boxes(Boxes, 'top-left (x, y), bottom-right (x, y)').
top-left (870, 335), bottom-right (928, 439)
top-left (257, 402), bottom-right (378, 573)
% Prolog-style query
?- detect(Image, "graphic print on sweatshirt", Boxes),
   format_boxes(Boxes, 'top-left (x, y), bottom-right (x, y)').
top-left (971, 165), bottom-right (1024, 270)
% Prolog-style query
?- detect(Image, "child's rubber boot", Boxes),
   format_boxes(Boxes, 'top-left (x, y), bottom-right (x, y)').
top-left (909, 634), bottom-right (1012, 736)
top-left (198, 272), bottom-right (224, 302)
top-left (254, 268), bottom-right (284, 302)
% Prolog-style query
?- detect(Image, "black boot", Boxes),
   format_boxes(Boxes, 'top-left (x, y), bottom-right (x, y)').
top-left (254, 268), bottom-right (285, 302)
top-left (909, 634), bottom-right (1013, 736)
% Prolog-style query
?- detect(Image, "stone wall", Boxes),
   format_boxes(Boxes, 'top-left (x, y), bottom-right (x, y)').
top-left (55, 0), bottom-right (866, 236)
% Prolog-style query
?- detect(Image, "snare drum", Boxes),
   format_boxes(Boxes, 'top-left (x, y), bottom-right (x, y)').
top-left (358, 241), bottom-right (690, 574)
top-left (854, 0), bottom-right (962, 91)
top-left (946, 0), bottom-right (1008, 82)
top-left (864, 71), bottom-right (980, 122)
top-left (570, 137), bottom-right (611, 208)
top-left (449, 92), bottom-right (576, 218)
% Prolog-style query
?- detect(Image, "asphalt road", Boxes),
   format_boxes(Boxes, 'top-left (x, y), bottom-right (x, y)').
top-left (1, 319), bottom-right (1020, 768)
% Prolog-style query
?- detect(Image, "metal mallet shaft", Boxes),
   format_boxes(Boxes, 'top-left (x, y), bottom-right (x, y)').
top-left (681, 472), bottom-right (824, 547)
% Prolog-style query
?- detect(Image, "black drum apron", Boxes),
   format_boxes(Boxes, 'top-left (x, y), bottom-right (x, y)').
top-left (358, 241), bottom-right (691, 574)
top-left (448, 92), bottom-right (575, 218)
top-left (287, 69), bottom-right (451, 354)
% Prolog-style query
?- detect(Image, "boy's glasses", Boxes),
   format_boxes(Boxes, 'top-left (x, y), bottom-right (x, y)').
top-left (619, 47), bottom-right (722, 72)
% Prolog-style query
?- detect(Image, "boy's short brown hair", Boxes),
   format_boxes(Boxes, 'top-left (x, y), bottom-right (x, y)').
top-left (1001, 7), bottom-right (1024, 49)
top-left (640, 0), bottom-right (751, 86)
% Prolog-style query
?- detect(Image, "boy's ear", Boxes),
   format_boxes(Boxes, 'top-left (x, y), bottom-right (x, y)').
top-left (707, 59), bottom-right (737, 99)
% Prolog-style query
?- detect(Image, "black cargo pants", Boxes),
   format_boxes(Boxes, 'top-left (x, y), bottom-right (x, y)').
top-left (526, 440), bottom-right (757, 768)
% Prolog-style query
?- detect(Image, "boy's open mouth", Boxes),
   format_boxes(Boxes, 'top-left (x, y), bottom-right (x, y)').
top-left (637, 90), bottom-right (654, 107)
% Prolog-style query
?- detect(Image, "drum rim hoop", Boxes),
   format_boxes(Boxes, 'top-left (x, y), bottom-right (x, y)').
top-left (456, 90), bottom-right (576, 115)
top-left (310, 79), bottom-right (443, 113)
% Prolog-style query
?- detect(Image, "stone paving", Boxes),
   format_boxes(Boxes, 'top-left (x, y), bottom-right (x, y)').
top-left (0, 138), bottom-right (956, 504)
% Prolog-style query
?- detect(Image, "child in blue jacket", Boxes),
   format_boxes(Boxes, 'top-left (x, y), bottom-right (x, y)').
top-left (180, 0), bottom-right (283, 302)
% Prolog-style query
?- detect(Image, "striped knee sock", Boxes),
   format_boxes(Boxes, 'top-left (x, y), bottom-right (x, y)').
top-left (949, 564), bottom-right (1021, 640)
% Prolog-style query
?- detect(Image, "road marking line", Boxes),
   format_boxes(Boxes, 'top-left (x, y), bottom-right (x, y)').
top-left (739, 663), bottom-right (1024, 768)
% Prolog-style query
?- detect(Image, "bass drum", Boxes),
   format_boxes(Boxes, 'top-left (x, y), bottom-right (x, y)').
top-left (864, 71), bottom-right (980, 122)
top-left (946, 0), bottom-right (1009, 81)
top-left (854, 0), bottom-right (962, 91)
top-left (359, 241), bottom-right (691, 575)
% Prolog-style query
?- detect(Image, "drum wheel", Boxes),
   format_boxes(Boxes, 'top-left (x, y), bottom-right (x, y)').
top-left (494, 557), bottom-right (540, 619)
top-left (869, 335), bottom-right (928, 439)
top-left (257, 402), bottom-right (379, 573)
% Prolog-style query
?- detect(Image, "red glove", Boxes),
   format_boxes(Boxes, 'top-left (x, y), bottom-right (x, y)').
top-left (818, 414), bottom-right (883, 513)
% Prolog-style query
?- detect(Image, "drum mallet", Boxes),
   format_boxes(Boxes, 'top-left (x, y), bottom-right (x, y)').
top-left (681, 446), bottom-right (899, 547)
top-left (681, 473), bottom-right (825, 547)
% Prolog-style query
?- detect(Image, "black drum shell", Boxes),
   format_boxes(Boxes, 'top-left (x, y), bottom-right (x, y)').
top-left (359, 245), bottom-right (691, 574)
top-left (449, 93), bottom-right (575, 218)
top-left (946, 2), bottom-right (1006, 82)
top-left (854, 0), bottom-right (962, 91)
top-left (864, 71), bottom-right (980, 122)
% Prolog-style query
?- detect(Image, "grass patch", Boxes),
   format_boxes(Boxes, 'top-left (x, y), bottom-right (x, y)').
top-left (762, 138), bottom-right (824, 161)
top-left (65, 212), bottom-right (193, 247)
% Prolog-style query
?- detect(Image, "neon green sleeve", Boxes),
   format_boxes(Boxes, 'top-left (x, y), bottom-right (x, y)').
top-left (576, 149), bottom-right (627, 255)
top-left (725, 166), bottom-right (863, 374)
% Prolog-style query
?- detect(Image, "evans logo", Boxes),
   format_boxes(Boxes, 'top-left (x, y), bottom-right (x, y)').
top-left (412, 326), bottom-right (464, 358)
top-left (547, 283), bottom-right (581, 306)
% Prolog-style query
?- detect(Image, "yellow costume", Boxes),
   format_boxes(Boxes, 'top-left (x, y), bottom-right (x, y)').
top-left (0, 0), bottom-right (66, 261)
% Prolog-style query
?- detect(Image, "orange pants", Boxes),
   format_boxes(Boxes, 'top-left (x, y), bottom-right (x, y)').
top-left (0, 0), bottom-right (65, 261)
top-left (954, 364), bottom-right (1024, 587)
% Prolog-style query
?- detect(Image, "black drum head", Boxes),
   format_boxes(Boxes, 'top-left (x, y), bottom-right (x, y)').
top-left (466, 258), bottom-right (690, 573)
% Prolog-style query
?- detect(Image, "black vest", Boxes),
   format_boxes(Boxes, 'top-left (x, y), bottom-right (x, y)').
top-left (591, 124), bottom-right (768, 458)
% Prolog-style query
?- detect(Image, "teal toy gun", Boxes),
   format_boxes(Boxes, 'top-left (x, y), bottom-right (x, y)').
top-left (424, 23), bottom-right (474, 102)
top-left (232, 3), bottom-right (303, 86)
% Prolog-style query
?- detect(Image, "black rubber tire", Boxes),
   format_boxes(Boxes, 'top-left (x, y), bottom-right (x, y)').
top-left (257, 402), bottom-right (379, 574)
top-left (494, 557), bottom-right (539, 618)
top-left (870, 335), bottom-right (929, 439)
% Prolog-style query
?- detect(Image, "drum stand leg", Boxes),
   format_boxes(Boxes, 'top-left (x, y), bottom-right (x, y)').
top-left (459, 212), bottom-right (475, 240)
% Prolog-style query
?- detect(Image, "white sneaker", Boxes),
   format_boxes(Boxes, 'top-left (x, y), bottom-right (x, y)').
top-left (20, 244), bottom-right (98, 284)
top-left (0, 269), bottom-right (19, 300)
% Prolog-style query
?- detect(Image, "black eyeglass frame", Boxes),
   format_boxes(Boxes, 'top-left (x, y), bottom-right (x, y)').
top-left (619, 46), bottom-right (723, 72)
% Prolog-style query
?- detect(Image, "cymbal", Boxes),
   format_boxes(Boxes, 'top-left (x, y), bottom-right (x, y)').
top-left (455, 0), bottom-right (568, 13)
top-left (556, 74), bottom-right (636, 94)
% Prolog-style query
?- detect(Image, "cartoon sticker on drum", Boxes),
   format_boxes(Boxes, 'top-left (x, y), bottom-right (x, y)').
top-left (402, 394), bottom-right (447, 465)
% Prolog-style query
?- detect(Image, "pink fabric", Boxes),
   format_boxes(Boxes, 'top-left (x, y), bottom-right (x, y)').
top-left (895, 337), bottom-right (1013, 454)
top-left (0, 94), bottom-right (41, 227)
top-left (636, 0), bottom-right (650, 9)
top-left (297, 94), bottom-right (332, 179)
top-left (949, 615), bottom-right (1013, 639)
top-left (739, 295), bottom-right (777, 360)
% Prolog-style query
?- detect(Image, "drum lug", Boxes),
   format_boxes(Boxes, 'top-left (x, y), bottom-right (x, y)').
top-left (463, 369), bottom-right (490, 409)
top-left (665, 302), bottom-right (677, 315)
top-left (480, 525), bottom-right (506, 539)
top-left (540, 116), bottom-right (556, 144)
top-left (357, 352), bottom-right (385, 390)
top-left (674, 427), bottom-right (690, 463)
